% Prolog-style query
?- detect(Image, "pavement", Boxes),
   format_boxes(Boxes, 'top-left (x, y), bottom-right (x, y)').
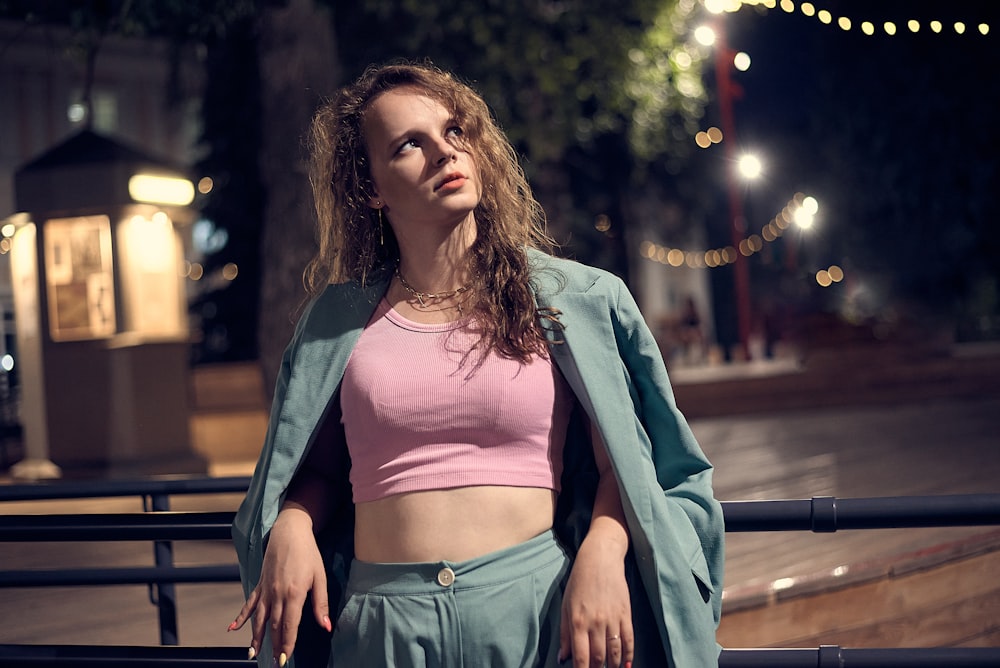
top-left (2, 339), bottom-right (999, 648)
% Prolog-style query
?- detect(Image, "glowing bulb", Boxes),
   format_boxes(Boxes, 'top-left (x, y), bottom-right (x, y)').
top-left (694, 26), bottom-right (717, 46)
top-left (794, 207), bottom-right (815, 230)
top-left (733, 51), bottom-right (752, 71)
top-left (128, 174), bottom-right (195, 206)
top-left (67, 103), bottom-right (87, 123)
top-left (738, 154), bottom-right (763, 180)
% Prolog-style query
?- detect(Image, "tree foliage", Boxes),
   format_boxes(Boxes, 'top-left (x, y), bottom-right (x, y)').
top-left (327, 0), bottom-right (711, 282)
top-left (330, 0), bottom-right (708, 172)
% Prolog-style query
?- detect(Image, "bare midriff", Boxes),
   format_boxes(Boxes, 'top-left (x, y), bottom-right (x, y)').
top-left (353, 485), bottom-right (557, 563)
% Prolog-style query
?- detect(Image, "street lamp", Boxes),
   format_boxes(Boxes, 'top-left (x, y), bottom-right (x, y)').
top-left (703, 16), bottom-right (755, 361)
top-left (737, 153), bottom-right (763, 180)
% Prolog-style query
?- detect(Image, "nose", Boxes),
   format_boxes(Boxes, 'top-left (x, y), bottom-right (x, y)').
top-left (432, 138), bottom-right (456, 166)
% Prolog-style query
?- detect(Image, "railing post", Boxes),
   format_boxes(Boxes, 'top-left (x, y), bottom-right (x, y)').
top-left (817, 645), bottom-right (843, 667)
top-left (147, 492), bottom-right (179, 645)
top-left (810, 496), bottom-right (838, 533)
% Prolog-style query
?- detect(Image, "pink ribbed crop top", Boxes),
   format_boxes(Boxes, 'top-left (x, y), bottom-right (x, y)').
top-left (340, 299), bottom-right (574, 503)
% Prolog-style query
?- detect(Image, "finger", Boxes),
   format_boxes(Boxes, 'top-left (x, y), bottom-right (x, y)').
top-left (586, 629), bottom-right (606, 668)
top-left (605, 631), bottom-right (623, 668)
top-left (274, 597), bottom-right (305, 664)
top-left (312, 570), bottom-right (332, 633)
top-left (249, 598), bottom-right (269, 661)
top-left (558, 606), bottom-right (571, 663)
top-left (571, 626), bottom-right (591, 668)
top-left (621, 622), bottom-right (636, 667)
top-left (228, 587), bottom-right (260, 631)
top-left (268, 599), bottom-right (285, 661)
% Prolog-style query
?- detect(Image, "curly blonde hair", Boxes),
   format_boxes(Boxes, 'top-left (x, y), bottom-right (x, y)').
top-left (305, 61), bottom-right (561, 360)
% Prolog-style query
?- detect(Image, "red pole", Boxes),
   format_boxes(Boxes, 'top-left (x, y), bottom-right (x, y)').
top-left (713, 21), bottom-right (753, 361)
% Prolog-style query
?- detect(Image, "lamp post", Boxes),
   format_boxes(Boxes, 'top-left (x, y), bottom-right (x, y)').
top-left (712, 20), bottom-right (754, 361)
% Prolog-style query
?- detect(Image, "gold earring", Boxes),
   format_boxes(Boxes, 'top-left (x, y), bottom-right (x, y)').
top-left (376, 206), bottom-right (384, 246)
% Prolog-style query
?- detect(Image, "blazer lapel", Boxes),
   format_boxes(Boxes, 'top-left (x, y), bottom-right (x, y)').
top-left (536, 285), bottom-right (656, 536)
top-left (261, 277), bottom-right (389, 529)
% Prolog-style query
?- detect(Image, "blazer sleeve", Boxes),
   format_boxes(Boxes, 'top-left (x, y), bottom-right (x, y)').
top-left (231, 298), bottom-right (315, 598)
top-left (600, 279), bottom-right (725, 626)
top-left (608, 277), bottom-right (726, 625)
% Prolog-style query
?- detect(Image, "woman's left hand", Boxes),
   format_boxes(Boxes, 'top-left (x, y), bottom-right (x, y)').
top-left (559, 534), bottom-right (634, 668)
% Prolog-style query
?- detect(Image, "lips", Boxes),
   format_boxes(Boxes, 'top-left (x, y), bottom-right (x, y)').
top-left (435, 172), bottom-right (467, 191)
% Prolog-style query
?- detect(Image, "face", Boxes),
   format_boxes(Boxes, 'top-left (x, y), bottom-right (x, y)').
top-left (363, 88), bottom-right (481, 239)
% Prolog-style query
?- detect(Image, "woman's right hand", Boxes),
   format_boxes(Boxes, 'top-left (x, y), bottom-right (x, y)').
top-left (228, 506), bottom-right (332, 664)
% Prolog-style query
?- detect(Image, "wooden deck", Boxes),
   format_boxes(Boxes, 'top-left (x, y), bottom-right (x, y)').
top-left (718, 531), bottom-right (1000, 648)
top-left (693, 394), bottom-right (1000, 583)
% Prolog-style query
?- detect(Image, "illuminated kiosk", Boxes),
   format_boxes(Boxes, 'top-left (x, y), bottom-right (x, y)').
top-left (9, 130), bottom-right (205, 478)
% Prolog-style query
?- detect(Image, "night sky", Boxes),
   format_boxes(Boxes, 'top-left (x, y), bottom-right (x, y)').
top-left (694, 1), bottom-right (998, 337)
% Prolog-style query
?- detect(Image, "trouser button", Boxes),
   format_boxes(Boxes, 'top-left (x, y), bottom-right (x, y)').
top-left (437, 567), bottom-right (455, 587)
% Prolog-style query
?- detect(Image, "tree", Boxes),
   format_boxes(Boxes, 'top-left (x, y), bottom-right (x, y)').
top-left (255, 0), bottom-right (339, 394)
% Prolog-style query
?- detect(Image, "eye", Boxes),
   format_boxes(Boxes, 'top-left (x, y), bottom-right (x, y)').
top-left (396, 138), bottom-right (419, 154)
top-left (446, 126), bottom-right (463, 138)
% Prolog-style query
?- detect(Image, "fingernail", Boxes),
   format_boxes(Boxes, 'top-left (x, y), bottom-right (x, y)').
top-left (247, 646), bottom-right (256, 660)
top-left (323, 615), bottom-right (332, 632)
top-left (227, 621), bottom-right (237, 632)
top-left (278, 652), bottom-right (288, 667)
top-left (625, 662), bottom-right (632, 668)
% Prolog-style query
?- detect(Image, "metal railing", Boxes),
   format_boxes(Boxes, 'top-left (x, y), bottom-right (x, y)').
top-left (2, 644), bottom-right (1000, 667)
top-left (1, 477), bottom-right (998, 667)
top-left (0, 476), bottom-right (249, 647)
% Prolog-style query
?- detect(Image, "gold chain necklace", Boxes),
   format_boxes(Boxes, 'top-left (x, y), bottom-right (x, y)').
top-left (395, 266), bottom-right (473, 307)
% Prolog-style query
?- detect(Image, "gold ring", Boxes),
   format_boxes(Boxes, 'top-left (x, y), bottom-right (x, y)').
top-left (607, 634), bottom-right (620, 641)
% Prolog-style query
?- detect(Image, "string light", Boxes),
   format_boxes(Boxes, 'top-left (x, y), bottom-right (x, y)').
top-left (641, 193), bottom-right (816, 269)
top-left (816, 265), bottom-right (845, 288)
top-left (713, 1), bottom-right (991, 37)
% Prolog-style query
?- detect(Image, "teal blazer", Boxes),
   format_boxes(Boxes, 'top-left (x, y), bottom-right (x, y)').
top-left (233, 250), bottom-right (725, 667)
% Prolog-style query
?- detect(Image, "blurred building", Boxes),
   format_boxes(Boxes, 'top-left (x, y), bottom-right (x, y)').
top-left (0, 18), bottom-right (203, 472)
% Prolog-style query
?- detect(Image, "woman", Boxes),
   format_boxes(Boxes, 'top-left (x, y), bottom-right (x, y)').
top-left (229, 62), bottom-right (724, 668)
